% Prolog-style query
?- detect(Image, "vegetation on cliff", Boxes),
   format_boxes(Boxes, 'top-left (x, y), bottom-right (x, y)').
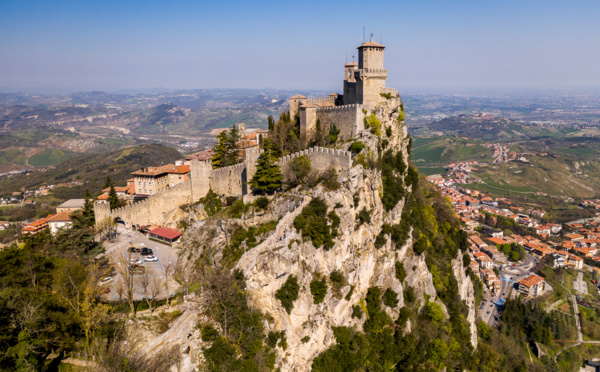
top-left (293, 198), bottom-right (340, 250)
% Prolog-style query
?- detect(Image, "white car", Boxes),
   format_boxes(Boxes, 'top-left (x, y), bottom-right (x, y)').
top-left (99, 277), bottom-right (113, 286)
top-left (144, 255), bottom-right (158, 263)
top-left (130, 258), bottom-right (143, 265)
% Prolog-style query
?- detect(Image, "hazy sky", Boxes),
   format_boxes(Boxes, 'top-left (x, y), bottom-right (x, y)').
top-left (1, 0), bottom-right (599, 93)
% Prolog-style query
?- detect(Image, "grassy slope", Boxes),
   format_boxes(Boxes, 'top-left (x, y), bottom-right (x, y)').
top-left (0, 143), bottom-right (181, 199)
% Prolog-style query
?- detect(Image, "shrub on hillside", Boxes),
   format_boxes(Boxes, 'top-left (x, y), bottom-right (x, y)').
top-left (310, 277), bottom-right (328, 304)
top-left (275, 275), bottom-right (300, 314)
top-left (395, 261), bottom-right (407, 282)
top-left (286, 155), bottom-right (312, 187)
top-left (322, 168), bottom-right (340, 191)
top-left (383, 288), bottom-right (399, 308)
top-left (254, 196), bottom-right (269, 211)
top-left (357, 208), bottom-right (371, 225)
top-left (348, 141), bottom-right (365, 155)
top-left (293, 198), bottom-right (340, 250)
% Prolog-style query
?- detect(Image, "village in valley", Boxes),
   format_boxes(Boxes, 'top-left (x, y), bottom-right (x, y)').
top-left (429, 158), bottom-right (600, 334)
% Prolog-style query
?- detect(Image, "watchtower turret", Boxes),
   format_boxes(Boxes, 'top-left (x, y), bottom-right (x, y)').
top-left (343, 60), bottom-right (358, 105)
top-left (356, 37), bottom-right (388, 109)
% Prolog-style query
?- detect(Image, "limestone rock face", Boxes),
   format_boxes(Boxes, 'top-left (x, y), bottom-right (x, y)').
top-left (452, 254), bottom-right (478, 348)
top-left (235, 173), bottom-right (438, 371)
top-left (176, 97), bottom-right (475, 371)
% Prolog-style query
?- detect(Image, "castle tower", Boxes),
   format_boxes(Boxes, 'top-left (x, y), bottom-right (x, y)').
top-left (289, 94), bottom-right (307, 121)
top-left (94, 200), bottom-right (111, 226)
top-left (299, 103), bottom-right (318, 143)
top-left (356, 38), bottom-right (388, 109)
top-left (343, 60), bottom-right (358, 105)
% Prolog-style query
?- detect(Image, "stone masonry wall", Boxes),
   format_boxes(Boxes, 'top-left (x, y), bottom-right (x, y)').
top-left (96, 147), bottom-right (350, 228)
top-left (277, 147), bottom-right (352, 179)
top-left (109, 180), bottom-right (192, 228)
top-left (316, 104), bottom-right (365, 141)
top-left (210, 163), bottom-right (246, 197)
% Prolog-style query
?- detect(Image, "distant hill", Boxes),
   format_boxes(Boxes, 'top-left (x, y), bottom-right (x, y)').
top-left (427, 114), bottom-right (578, 142)
top-left (0, 143), bottom-right (181, 198)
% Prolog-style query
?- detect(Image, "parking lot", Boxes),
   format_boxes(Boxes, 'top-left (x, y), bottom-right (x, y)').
top-left (99, 224), bottom-right (181, 301)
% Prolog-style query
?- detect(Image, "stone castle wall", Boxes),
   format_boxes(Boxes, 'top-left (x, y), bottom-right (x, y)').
top-left (108, 180), bottom-right (192, 228)
top-left (210, 163), bottom-right (246, 197)
top-left (316, 104), bottom-right (366, 142)
top-left (278, 146), bottom-right (352, 178)
top-left (95, 146), bottom-right (351, 228)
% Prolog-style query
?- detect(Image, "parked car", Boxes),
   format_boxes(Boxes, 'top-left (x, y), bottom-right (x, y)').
top-left (144, 255), bottom-right (159, 263)
top-left (99, 277), bottom-right (113, 286)
top-left (130, 258), bottom-right (143, 265)
top-left (141, 248), bottom-right (153, 256)
top-left (128, 247), bottom-right (141, 253)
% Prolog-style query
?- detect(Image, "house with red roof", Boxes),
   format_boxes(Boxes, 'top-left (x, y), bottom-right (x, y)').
top-left (148, 227), bottom-right (183, 245)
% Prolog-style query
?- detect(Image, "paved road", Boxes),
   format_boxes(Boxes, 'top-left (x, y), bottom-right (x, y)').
top-left (572, 295), bottom-right (583, 342)
top-left (480, 253), bottom-right (539, 327)
top-left (99, 225), bottom-right (181, 301)
top-left (573, 271), bottom-right (588, 294)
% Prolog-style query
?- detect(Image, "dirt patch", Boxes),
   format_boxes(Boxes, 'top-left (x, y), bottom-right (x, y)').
top-left (560, 302), bottom-right (572, 313)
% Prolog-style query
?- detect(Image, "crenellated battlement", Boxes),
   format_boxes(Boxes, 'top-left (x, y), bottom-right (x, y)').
top-left (317, 103), bottom-right (363, 112)
top-left (277, 146), bottom-right (352, 179)
top-left (307, 96), bottom-right (335, 104)
top-left (210, 162), bottom-right (245, 177)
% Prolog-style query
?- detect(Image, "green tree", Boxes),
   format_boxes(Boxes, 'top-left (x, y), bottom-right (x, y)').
top-left (103, 176), bottom-right (113, 189)
top-left (310, 277), bottom-right (328, 304)
top-left (275, 275), bottom-right (300, 314)
top-left (211, 130), bottom-right (229, 168)
top-left (73, 189), bottom-right (95, 228)
top-left (223, 124), bottom-right (242, 166)
top-left (249, 140), bottom-right (283, 194)
top-left (107, 184), bottom-right (119, 209)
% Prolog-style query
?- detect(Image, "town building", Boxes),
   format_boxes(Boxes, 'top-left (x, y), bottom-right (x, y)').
top-left (518, 274), bottom-right (545, 297)
top-left (56, 199), bottom-right (86, 213)
top-left (131, 164), bottom-right (190, 195)
top-left (148, 227), bottom-right (183, 245)
top-left (47, 211), bottom-right (73, 235)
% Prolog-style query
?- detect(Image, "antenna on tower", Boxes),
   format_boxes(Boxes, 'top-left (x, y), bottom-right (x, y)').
top-left (362, 27), bottom-right (365, 43)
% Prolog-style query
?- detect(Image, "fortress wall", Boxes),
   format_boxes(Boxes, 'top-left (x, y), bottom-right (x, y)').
top-left (316, 104), bottom-right (365, 141)
top-left (109, 180), bottom-right (192, 228)
top-left (210, 163), bottom-right (246, 197)
top-left (190, 159), bottom-right (212, 201)
top-left (307, 96), bottom-right (335, 105)
top-left (277, 146), bottom-right (352, 179)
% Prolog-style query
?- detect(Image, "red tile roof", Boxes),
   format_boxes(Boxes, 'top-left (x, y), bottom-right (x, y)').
top-left (148, 227), bottom-right (183, 240)
top-left (519, 274), bottom-right (544, 288)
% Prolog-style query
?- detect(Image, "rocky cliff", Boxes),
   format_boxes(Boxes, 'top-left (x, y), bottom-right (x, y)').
top-left (175, 96), bottom-right (478, 371)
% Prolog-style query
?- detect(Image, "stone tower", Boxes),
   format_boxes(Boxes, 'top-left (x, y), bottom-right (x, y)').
top-left (356, 38), bottom-right (388, 109)
top-left (343, 60), bottom-right (358, 105)
top-left (289, 94), bottom-right (307, 121)
top-left (94, 200), bottom-right (111, 225)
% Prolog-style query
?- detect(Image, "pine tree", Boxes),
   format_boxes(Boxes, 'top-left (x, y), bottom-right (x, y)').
top-left (211, 130), bottom-right (229, 168)
top-left (108, 184), bottom-right (119, 209)
top-left (249, 140), bottom-right (282, 194)
top-left (268, 116), bottom-right (275, 132)
top-left (223, 124), bottom-right (241, 166)
top-left (73, 189), bottom-right (96, 228)
top-left (103, 176), bottom-right (113, 189)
